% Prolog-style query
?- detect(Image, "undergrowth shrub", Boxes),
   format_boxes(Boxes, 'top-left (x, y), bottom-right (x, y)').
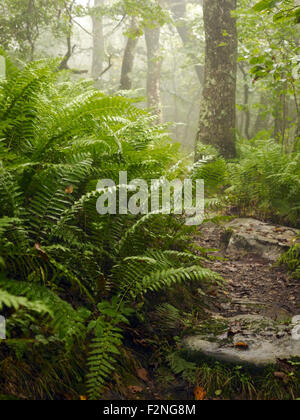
top-left (193, 144), bottom-right (228, 196)
top-left (227, 139), bottom-right (300, 226)
top-left (168, 352), bottom-right (300, 400)
top-left (0, 57), bottom-right (220, 399)
top-left (194, 139), bottom-right (300, 227)
top-left (278, 243), bottom-right (300, 280)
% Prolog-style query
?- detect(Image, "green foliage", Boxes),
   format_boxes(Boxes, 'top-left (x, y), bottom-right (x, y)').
top-left (0, 0), bottom-right (84, 60)
top-left (0, 288), bottom-right (47, 313)
top-left (238, 0), bottom-right (299, 146)
top-left (168, 354), bottom-right (257, 399)
top-left (169, 354), bottom-right (300, 400)
top-left (104, 0), bottom-right (170, 30)
top-left (193, 148), bottom-right (228, 196)
top-left (167, 351), bottom-right (197, 384)
top-left (240, 1), bottom-right (299, 84)
top-left (227, 139), bottom-right (300, 225)
top-left (0, 59), bottom-right (218, 399)
top-left (253, 0), bottom-right (300, 23)
top-left (86, 299), bottom-right (134, 400)
top-left (278, 243), bottom-right (300, 279)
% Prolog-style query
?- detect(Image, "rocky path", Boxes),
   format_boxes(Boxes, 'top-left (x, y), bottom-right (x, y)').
top-left (183, 219), bottom-right (300, 367)
top-left (197, 219), bottom-right (300, 320)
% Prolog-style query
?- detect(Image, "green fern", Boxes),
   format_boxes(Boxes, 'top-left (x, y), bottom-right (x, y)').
top-left (0, 279), bottom-right (90, 345)
top-left (278, 243), bottom-right (300, 280)
top-left (227, 140), bottom-right (300, 225)
top-left (0, 58), bottom-right (218, 400)
top-left (86, 299), bottom-right (133, 400)
top-left (0, 288), bottom-right (47, 313)
top-left (167, 351), bottom-right (197, 383)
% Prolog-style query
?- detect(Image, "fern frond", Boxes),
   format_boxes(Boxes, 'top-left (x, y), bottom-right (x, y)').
top-left (0, 288), bottom-right (48, 313)
top-left (0, 280), bottom-right (89, 345)
top-left (134, 266), bottom-right (221, 298)
top-left (86, 324), bottom-right (123, 400)
top-left (167, 351), bottom-right (197, 383)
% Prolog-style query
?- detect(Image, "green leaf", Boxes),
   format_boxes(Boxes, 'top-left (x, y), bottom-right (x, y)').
top-left (253, 0), bottom-right (280, 12)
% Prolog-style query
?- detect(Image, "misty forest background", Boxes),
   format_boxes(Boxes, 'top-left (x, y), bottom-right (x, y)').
top-left (0, 0), bottom-right (299, 400)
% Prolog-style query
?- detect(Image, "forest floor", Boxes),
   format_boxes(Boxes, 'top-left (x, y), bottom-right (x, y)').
top-left (197, 222), bottom-right (300, 320)
top-left (107, 219), bottom-right (300, 401)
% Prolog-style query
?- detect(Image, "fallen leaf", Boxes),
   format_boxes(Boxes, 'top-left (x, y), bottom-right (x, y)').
top-left (80, 395), bottom-right (87, 400)
top-left (34, 243), bottom-right (49, 262)
top-left (194, 386), bottom-right (206, 400)
top-left (65, 184), bottom-right (74, 195)
top-left (274, 227), bottom-right (284, 232)
top-left (137, 368), bottom-right (150, 383)
top-left (34, 242), bottom-right (42, 252)
top-left (234, 341), bottom-right (249, 350)
top-left (274, 372), bottom-right (289, 384)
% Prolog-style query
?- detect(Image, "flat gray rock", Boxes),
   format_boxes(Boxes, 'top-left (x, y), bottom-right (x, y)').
top-left (183, 315), bottom-right (300, 367)
top-left (224, 218), bottom-right (299, 261)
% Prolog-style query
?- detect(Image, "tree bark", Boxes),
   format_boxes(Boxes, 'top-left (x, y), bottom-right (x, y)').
top-left (296, 115), bottom-right (300, 149)
top-left (252, 93), bottom-right (270, 135)
top-left (239, 63), bottom-right (251, 139)
top-left (196, 0), bottom-right (238, 159)
top-left (120, 19), bottom-right (139, 90)
top-left (167, 0), bottom-right (204, 85)
top-left (273, 81), bottom-right (287, 145)
top-left (92, 0), bottom-right (105, 85)
top-left (145, 26), bottom-right (163, 124)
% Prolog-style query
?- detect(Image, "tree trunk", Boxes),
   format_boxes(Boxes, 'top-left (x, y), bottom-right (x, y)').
top-left (239, 63), bottom-right (251, 139)
top-left (92, 0), bottom-right (105, 85)
top-left (120, 19), bottom-right (139, 90)
top-left (167, 0), bottom-right (204, 85)
top-left (296, 115), bottom-right (300, 150)
top-left (273, 81), bottom-right (287, 145)
top-left (145, 26), bottom-right (163, 124)
top-left (293, 37), bottom-right (300, 148)
top-left (196, 0), bottom-right (238, 159)
top-left (252, 93), bottom-right (270, 135)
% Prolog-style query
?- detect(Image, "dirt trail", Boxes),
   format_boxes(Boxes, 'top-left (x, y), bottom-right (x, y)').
top-left (196, 222), bottom-right (300, 320)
